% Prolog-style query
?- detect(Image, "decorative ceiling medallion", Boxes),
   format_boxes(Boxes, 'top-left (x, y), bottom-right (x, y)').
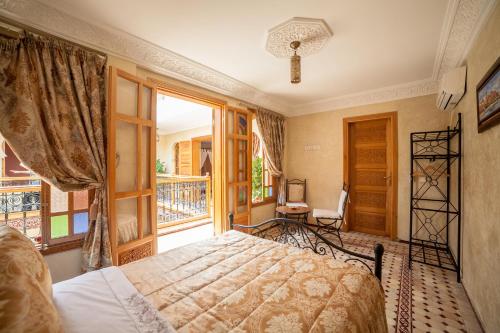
top-left (266, 17), bottom-right (333, 58)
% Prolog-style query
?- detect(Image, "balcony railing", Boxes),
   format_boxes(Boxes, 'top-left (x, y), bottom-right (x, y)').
top-left (0, 177), bottom-right (42, 244)
top-left (157, 175), bottom-right (211, 228)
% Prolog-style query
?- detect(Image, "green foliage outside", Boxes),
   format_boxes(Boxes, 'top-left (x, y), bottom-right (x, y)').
top-left (252, 156), bottom-right (263, 202)
top-left (156, 159), bottom-right (166, 174)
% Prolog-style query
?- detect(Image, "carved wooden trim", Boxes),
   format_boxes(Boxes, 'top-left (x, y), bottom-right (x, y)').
top-left (118, 242), bottom-right (153, 265)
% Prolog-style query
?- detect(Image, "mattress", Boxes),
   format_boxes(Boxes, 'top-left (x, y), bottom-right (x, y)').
top-left (120, 230), bottom-right (388, 332)
top-left (53, 267), bottom-right (175, 333)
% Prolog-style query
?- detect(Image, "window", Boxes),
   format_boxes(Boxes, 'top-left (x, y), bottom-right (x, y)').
top-left (42, 183), bottom-right (92, 247)
top-left (1, 139), bottom-right (91, 253)
top-left (251, 121), bottom-right (276, 205)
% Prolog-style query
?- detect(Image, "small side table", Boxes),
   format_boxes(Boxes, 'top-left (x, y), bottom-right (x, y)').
top-left (275, 205), bottom-right (311, 223)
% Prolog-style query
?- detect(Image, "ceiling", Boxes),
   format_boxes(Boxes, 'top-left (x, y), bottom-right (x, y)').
top-left (157, 95), bottom-right (212, 135)
top-left (7, 0), bottom-right (494, 116)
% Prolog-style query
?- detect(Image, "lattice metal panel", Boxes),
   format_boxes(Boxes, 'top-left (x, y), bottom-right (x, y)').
top-left (409, 113), bottom-right (462, 282)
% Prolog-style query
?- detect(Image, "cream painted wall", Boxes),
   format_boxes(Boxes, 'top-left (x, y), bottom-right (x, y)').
top-left (157, 126), bottom-right (212, 174)
top-left (450, 4), bottom-right (500, 332)
top-left (285, 94), bottom-right (450, 241)
top-left (45, 248), bottom-right (82, 283)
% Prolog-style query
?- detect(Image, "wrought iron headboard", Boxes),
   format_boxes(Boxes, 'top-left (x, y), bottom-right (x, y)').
top-left (229, 213), bottom-right (384, 281)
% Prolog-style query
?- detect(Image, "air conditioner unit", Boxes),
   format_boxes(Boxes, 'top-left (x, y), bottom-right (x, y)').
top-left (436, 66), bottom-right (466, 111)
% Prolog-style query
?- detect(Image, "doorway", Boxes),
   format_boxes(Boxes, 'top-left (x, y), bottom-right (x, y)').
top-left (107, 68), bottom-right (251, 263)
top-left (155, 92), bottom-right (216, 248)
top-left (343, 112), bottom-right (398, 239)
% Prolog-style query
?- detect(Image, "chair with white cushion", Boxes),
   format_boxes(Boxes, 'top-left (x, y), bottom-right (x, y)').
top-left (312, 183), bottom-right (350, 247)
top-left (285, 178), bottom-right (308, 208)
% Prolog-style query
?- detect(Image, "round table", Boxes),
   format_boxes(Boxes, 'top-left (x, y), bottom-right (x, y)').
top-left (275, 205), bottom-right (311, 223)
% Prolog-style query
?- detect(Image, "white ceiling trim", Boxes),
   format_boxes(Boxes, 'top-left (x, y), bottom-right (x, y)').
top-left (288, 79), bottom-right (438, 117)
top-left (0, 0), bottom-right (288, 112)
top-left (289, 0), bottom-right (496, 115)
top-left (433, 0), bottom-right (496, 80)
top-left (0, 0), bottom-right (494, 117)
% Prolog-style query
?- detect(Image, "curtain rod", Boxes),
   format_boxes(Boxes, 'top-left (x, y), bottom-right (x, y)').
top-left (0, 15), bottom-right (107, 56)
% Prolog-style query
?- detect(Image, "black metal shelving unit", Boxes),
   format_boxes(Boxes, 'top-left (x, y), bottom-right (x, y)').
top-left (409, 113), bottom-right (462, 282)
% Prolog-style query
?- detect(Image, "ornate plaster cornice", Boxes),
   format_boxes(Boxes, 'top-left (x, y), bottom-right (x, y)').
top-left (0, 0), bottom-right (288, 112)
top-left (289, 79), bottom-right (439, 117)
top-left (290, 0), bottom-right (496, 115)
top-left (0, 0), bottom-right (495, 117)
top-left (432, 0), bottom-right (496, 80)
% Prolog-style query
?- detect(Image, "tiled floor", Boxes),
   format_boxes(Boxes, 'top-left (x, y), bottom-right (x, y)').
top-left (156, 224), bottom-right (482, 332)
top-left (337, 231), bottom-right (482, 333)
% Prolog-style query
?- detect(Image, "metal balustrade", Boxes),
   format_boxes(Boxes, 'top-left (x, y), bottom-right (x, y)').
top-left (0, 177), bottom-right (42, 244)
top-left (157, 175), bottom-right (211, 228)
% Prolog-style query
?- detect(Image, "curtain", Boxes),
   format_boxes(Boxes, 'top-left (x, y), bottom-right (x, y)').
top-left (0, 33), bottom-right (110, 271)
top-left (255, 107), bottom-right (286, 205)
top-left (201, 148), bottom-right (211, 167)
top-left (252, 132), bottom-right (260, 158)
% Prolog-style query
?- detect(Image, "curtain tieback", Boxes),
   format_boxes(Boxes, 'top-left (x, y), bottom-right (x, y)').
top-left (89, 199), bottom-right (98, 221)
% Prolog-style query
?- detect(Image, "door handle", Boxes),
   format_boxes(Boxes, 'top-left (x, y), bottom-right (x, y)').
top-left (383, 175), bottom-right (391, 180)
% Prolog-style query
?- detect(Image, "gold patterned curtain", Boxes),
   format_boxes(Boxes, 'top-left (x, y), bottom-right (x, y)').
top-left (255, 107), bottom-right (286, 205)
top-left (252, 132), bottom-right (260, 158)
top-left (0, 33), bottom-right (110, 271)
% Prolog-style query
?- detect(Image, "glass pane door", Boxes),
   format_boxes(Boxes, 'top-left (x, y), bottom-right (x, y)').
top-left (226, 108), bottom-right (252, 226)
top-left (108, 67), bottom-right (157, 265)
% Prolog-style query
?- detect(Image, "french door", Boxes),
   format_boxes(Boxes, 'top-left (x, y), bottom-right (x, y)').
top-left (226, 108), bottom-right (252, 227)
top-left (108, 67), bottom-right (157, 265)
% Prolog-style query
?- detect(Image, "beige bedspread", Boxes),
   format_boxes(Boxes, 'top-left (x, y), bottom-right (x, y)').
top-left (120, 230), bottom-right (388, 333)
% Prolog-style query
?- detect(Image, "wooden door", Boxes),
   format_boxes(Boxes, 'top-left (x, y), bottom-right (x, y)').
top-left (226, 108), bottom-right (252, 226)
top-left (108, 67), bottom-right (157, 265)
top-left (178, 140), bottom-right (192, 176)
top-left (343, 112), bottom-right (397, 239)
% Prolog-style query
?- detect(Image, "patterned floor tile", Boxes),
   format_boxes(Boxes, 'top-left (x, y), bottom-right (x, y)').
top-left (310, 230), bottom-right (482, 333)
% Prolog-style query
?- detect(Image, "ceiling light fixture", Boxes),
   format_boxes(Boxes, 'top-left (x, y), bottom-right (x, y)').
top-left (290, 41), bottom-right (301, 84)
top-left (266, 17), bottom-right (333, 85)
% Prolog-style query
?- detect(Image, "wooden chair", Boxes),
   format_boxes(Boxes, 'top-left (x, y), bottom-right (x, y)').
top-left (285, 179), bottom-right (308, 208)
top-left (312, 183), bottom-right (350, 247)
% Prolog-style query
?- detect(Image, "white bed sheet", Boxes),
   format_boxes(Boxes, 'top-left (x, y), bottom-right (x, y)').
top-left (53, 267), bottom-right (176, 333)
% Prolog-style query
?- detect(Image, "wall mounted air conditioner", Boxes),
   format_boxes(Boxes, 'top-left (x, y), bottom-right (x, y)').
top-left (436, 66), bottom-right (466, 111)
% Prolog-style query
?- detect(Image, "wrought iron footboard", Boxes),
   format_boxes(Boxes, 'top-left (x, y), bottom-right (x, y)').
top-left (229, 213), bottom-right (384, 281)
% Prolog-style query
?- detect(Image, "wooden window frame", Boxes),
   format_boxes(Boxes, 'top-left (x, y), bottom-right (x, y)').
top-left (251, 137), bottom-right (277, 207)
top-left (39, 184), bottom-right (94, 255)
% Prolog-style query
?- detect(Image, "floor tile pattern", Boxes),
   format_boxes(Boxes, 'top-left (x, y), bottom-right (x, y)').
top-left (335, 231), bottom-right (482, 333)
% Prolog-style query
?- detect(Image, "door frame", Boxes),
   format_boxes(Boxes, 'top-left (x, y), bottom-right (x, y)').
top-left (148, 78), bottom-right (228, 235)
top-left (343, 111), bottom-right (398, 240)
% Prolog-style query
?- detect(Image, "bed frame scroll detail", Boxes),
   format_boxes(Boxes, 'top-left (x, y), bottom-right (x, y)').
top-left (229, 213), bottom-right (384, 281)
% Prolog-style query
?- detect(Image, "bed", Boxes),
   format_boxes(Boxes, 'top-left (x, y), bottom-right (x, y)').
top-left (0, 217), bottom-right (388, 333)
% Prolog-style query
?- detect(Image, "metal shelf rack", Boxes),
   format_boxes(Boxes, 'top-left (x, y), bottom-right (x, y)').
top-left (409, 113), bottom-right (462, 282)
